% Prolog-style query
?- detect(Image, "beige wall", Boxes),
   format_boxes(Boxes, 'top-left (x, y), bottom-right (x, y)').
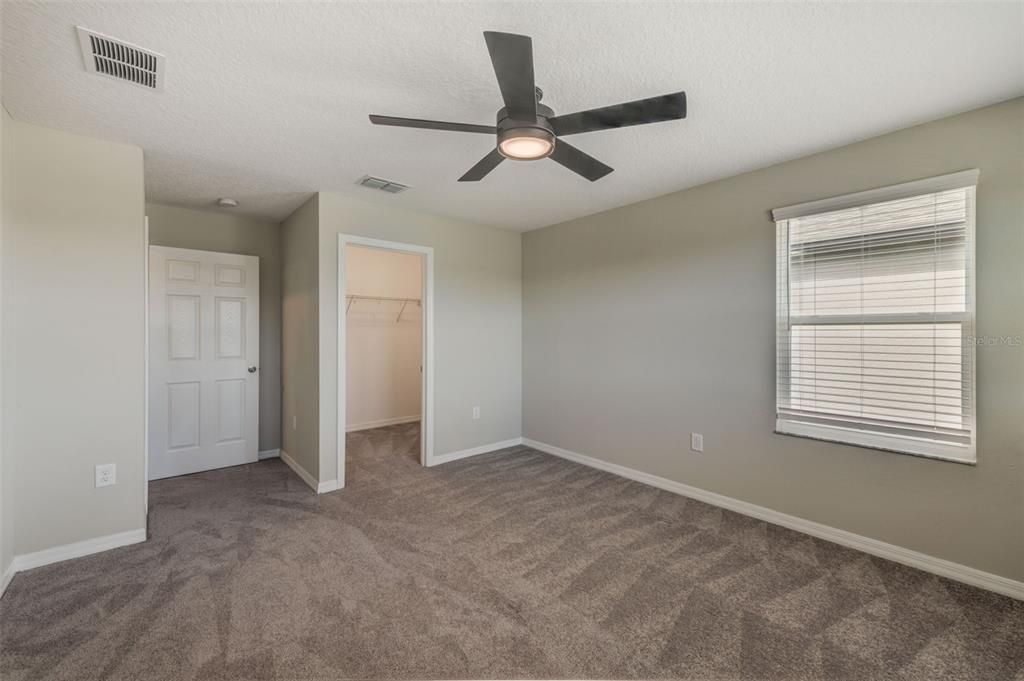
top-left (317, 192), bottom-right (522, 482)
top-left (346, 245), bottom-right (423, 300)
top-left (2, 118), bottom-right (146, 556)
top-left (523, 97), bottom-right (1024, 581)
top-left (280, 195), bottom-right (320, 478)
top-left (345, 246), bottom-right (423, 430)
top-left (146, 202), bottom-right (282, 452)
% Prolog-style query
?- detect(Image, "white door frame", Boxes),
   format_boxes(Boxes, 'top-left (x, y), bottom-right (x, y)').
top-left (143, 217), bottom-right (149, 512)
top-left (337, 234), bottom-right (435, 483)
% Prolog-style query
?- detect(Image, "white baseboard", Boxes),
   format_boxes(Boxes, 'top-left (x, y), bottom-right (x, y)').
top-left (13, 528), bottom-right (148, 573)
top-left (346, 415), bottom-right (420, 433)
top-left (279, 449), bottom-right (339, 495)
top-left (430, 437), bottom-right (523, 466)
top-left (1, 560), bottom-right (15, 598)
top-left (317, 479), bottom-right (340, 493)
top-left (522, 438), bottom-right (1024, 601)
top-left (279, 449), bottom-right (317, 491)
top-left (258, 448), bottom-right (280, 460)
top-left (1, 528), bottom-right (147, 598)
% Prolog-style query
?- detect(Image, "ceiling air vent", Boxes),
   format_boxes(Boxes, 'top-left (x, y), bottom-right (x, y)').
top-left (357, 175), bottom-right (409, 194)
top-left (76, 27), bottom-right (164, 91)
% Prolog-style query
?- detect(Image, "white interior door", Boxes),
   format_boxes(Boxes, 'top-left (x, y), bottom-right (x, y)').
top-left (148, 246), bottom-right (260, 480)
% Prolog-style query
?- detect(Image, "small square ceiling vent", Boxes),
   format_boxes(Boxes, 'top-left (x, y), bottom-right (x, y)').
top-left (357, 176), bottom-right (409, 194)
top-left (76, 27), bottom-right (164, 91)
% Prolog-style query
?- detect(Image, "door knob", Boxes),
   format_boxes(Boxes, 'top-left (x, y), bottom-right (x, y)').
top-left (248, 366), bottom-right (258, 373)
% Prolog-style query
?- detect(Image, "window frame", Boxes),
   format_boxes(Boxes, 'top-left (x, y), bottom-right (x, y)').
top-left (773, 171), bottom-right (978, 464)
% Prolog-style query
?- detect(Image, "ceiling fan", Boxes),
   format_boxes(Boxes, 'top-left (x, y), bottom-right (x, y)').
top-left (368, 31), bottom-right (687, 183)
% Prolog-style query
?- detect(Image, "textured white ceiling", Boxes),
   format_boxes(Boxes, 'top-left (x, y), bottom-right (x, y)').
top-left (2, 2), bottom-right (1021, 231)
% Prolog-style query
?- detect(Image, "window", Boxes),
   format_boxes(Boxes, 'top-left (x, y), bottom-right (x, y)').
top-left (773, 170), bottom-right (977, 463)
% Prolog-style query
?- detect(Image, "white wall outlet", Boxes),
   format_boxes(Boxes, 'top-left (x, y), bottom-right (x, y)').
top-left (292, 415), bottom-right (297, 431)
top-left (472, 406), bottom-right (480, 420)
top-left (690, 433), bottom-right (704, 453)
top-left (95, 463), bottom-right (116, 488)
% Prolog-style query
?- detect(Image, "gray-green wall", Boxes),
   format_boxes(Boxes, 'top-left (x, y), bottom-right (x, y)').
top-left (0, 107), bottom-right (11, 583)
top-left (522, 97), bottom-right (1024, 581)
top-left (279, 191), bottom-right (523, 485)
top-left (280, 195), bottom-right (321, 478)
top-left (3, 117), bottom-right (146, 558)
top-left (317, 192), bottom-right (523, 482)
top-left (146, 202), bottom-right (283, 452)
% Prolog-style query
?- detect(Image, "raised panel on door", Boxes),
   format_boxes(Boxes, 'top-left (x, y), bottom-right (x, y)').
top-left (167, 295), bottom-right (200, 360)
top-left (167, 259), bottom-right (200, 283)
top-left (215, 297), bottom-right (245, 359)
top-left (214, 264), bottom-right (246, 287)
top-left (149, 246), bottom-right (260, 480)
top-left (167, 381), bottom-right (200, 450)
top-left (216, 379), bottom-right (246, 442)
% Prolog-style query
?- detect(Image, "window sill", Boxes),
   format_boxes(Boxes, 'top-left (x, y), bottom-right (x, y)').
top-left (774, 421), bottom-right (976, 466)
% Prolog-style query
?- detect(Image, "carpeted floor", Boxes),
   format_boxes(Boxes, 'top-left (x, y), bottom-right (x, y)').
top-left (1, 422), bottom-right (1022, 680)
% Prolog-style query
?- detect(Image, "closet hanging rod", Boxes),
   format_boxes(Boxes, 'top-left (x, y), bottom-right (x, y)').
top-left (345, 294), bottom-right (422, 319)
top-left (346, 294), bottom-right (421, 302)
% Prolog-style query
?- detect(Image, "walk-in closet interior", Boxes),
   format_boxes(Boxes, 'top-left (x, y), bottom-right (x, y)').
top-left (344, 245), bottom-right (424, 467)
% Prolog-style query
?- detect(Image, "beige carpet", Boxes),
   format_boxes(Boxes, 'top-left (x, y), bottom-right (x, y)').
top-left (1, 422), bottom-right (1022, 680)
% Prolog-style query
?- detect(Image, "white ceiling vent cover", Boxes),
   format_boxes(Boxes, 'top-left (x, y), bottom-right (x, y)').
top-left (76, 27), bottom-right (164, 91)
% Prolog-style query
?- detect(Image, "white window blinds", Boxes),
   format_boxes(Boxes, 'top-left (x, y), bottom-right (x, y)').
top-left (773, 171), bottom-right (977, 463)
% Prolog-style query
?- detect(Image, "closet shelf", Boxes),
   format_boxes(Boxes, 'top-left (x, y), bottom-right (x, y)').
top-left (346, 294), bottom-right (421, 322)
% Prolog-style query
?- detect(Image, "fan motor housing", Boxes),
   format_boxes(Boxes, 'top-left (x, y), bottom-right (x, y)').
top-left (496, 104), bottom-right (556, 160)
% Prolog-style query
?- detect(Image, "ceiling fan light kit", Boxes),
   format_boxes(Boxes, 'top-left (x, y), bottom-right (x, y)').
top-left (369, 31), bottom-right (687, 183)
top-left (498, 134), bottom-right (553, 160)
top-left (496, 102), bottom-right (556, 160)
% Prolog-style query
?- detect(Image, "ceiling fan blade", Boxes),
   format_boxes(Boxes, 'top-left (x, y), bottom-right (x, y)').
top-left (369, 115), bottom-right (497, 134)
top-left (549, 140), bottom-right (613, 182)
top-left (549, 92), bottom-right (686, 136)
top-left (483, 31), bottom-right (537, 117)
top-left (458, 148), bottom-right (505, 182)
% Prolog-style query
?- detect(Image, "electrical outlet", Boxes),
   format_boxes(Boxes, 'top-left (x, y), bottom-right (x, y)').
top-left (472, 406), bottom-right (480, 420)
top-left (95, 463), bottom-right (116, 488)
top-left (292, 415), bottom-right (297, 431)
top-left (690, 433), bottom-right (704, 453)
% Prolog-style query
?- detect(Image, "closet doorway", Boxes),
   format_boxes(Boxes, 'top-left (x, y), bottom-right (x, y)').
top-left (338, 235), bottom-right (434, 481)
